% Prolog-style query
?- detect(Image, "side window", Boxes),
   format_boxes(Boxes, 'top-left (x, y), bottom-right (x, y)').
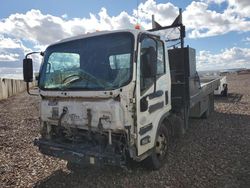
top-left (157, 41), bottom-right (165, 75)
top-left (140, 36), bottom-right (166, 94)
top-left (140, 37), bottom-right (157, 94)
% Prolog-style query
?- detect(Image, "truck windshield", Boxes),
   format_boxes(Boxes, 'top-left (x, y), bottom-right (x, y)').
top-left (39, 32), bottom-right (134, 90)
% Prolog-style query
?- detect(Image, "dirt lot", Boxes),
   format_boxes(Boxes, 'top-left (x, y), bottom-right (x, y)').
top-left (0, 74), bottom-right (250, 188)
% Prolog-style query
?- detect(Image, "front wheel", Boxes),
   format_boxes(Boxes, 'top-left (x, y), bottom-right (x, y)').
top-left (145, 123), bottom-right (170, 170)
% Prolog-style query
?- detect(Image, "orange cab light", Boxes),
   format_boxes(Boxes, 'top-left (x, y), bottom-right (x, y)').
top-left (135, 24), bottom-right (141, 30)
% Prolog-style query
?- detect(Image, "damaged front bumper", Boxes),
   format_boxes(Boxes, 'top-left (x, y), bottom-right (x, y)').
top-left (34, 138), bottom-right (126, 167)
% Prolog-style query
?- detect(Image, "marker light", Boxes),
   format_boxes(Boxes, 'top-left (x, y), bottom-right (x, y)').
top-left (135, 24), bottom-right (141, 30)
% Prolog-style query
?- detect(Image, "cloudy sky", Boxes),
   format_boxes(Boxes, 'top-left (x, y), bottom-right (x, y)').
top-left (0, 0), bottom-right (250, 78)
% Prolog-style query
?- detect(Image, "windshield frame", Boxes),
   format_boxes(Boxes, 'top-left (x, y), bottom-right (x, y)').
top-left (38, 31), bottom-right (135, 91)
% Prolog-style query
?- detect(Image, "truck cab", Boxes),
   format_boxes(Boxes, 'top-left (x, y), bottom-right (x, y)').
top-left (25, 29), bottom-right (172, 169)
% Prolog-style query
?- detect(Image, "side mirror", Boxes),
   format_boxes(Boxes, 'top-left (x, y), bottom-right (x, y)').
top-left (141, 47), bottom-right (157, 78)
top-left (23, 58), bottom-right (33, 82)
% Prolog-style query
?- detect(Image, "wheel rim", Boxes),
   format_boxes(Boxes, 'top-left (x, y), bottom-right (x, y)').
top-left (155, 132), bottom-right (168, 158)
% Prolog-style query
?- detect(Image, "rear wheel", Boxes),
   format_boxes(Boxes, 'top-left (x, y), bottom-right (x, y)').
top-left (146, 123), bottom-right (170, 170)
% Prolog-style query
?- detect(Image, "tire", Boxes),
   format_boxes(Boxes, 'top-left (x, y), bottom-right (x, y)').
top-left (145, 123), bottom-right (170, 170)
top-left (222, 84), bottom-right (228, 97)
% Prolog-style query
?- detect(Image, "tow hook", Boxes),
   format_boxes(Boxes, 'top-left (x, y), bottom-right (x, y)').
top-left (57, 107), bottom-right (68, 135)
top-left (87, 109), bottom-right (92, 139)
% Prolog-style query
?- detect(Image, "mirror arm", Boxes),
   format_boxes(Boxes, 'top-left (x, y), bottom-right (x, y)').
top-left (25, 51), bottom-right (44, 59)
top-left (26, 82), bottom-right (39, 96)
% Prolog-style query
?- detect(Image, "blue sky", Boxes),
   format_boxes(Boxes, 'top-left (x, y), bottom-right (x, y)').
top-left (0, 0), bottom-right (250, 78)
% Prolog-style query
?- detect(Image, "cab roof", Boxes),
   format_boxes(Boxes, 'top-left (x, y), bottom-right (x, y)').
top-left (48, 29), bottom-right (160, 47)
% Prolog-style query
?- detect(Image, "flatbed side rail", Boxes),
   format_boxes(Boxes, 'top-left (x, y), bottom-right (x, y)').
top-left (190, 78), bottom-right (220, 108)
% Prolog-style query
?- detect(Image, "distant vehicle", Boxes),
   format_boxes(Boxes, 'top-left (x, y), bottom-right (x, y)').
top-left (23, 10), bottom-right (220, 170)
top-left (214, 76), bottom-right (228, 96)
top-left (199, 71), bottom-right (228, 96)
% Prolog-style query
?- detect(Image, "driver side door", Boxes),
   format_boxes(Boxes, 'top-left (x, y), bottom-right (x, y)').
top-left (136, 34), bottom-right (169, 156)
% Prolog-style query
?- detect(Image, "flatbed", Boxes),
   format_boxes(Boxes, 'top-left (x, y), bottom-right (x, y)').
top-left (200, 75), bottom-right (228, 96)
top-left (168, 47), bottom-right (220, 120)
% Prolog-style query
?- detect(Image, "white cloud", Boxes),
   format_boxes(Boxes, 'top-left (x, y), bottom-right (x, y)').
top-left (133, 0), bottom-right (250, 38)
top-left (0, 36), bottom-right (22, 49)
top-left (0, 35), bottom-right (32, 56)
top-left (197, 47), bottom-right (250, 70)
top-left (184, 0), bottom-right (250, 38)
top-left (133, 0), bottom-right (179, 28)
top-left (0, 35), bottom-right (39, 72)
top-left (203, 0), bottom-right (227, 4)
top-left (0, 53), bottom-right (19, 62)
top-left (0, 8), bottom-right (136, 47)
top-left (227, 0), bottom-right (250, 18)
top-left (0, 9), bottom-right (71, 45)
top-left (61, 14), bottom-right (68, 19)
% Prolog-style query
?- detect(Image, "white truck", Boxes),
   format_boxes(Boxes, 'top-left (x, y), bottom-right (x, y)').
top-left (23, 12), bottom-right (220, 170)
top-left (200, 75), bottom-right (228, 96)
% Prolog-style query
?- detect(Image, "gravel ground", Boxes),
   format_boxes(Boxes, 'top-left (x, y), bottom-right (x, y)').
top-left (0, 74), bottom-right (250, 188)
